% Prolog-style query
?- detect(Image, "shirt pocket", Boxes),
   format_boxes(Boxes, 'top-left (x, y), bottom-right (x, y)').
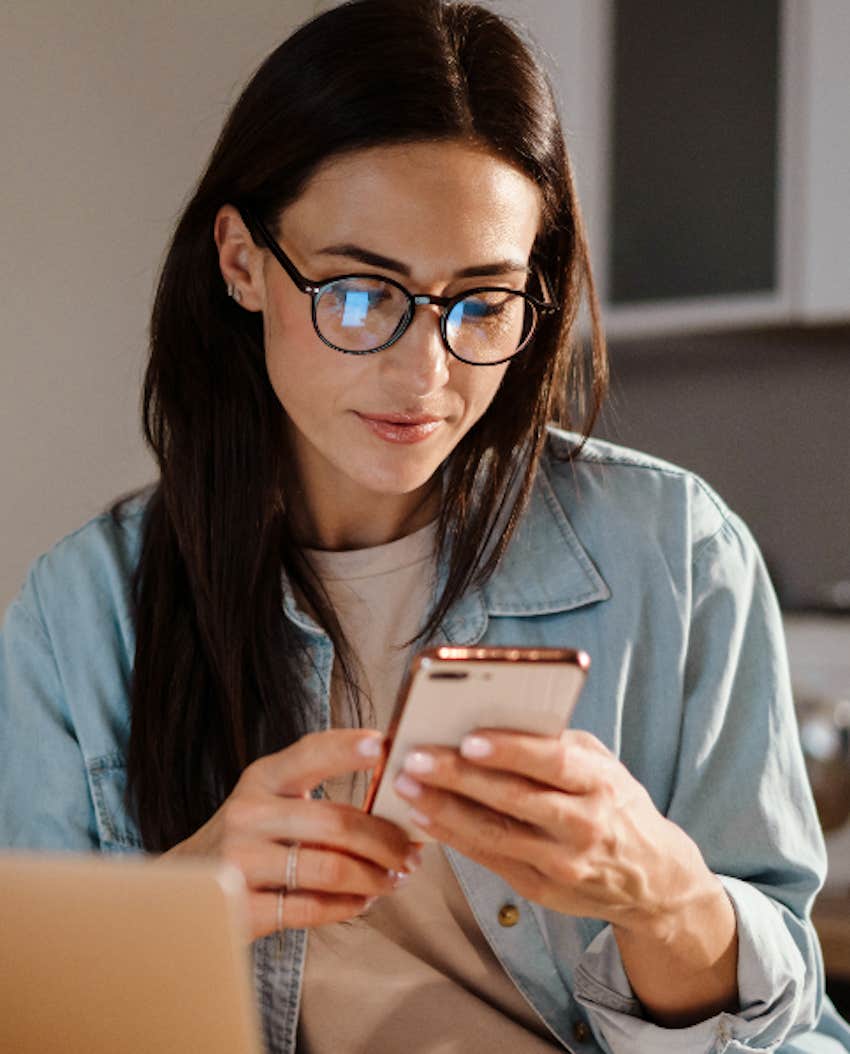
top-left (85, 751), bottom-right (144, 852)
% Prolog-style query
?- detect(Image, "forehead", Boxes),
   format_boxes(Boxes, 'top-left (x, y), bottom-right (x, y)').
top-left (277, 140), bottom-right (543, 275)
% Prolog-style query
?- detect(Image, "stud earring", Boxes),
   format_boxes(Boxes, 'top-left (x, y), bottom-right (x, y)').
top-left (226, 282), bottom-right (243, 303)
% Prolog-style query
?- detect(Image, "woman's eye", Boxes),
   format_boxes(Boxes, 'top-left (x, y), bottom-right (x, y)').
top-left (463, 298), bottom-right (505, 318)
top-left (333, 285), bottom-right (392, 307)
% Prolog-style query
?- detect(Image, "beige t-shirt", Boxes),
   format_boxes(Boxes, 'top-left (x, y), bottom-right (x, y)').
top-left (296, 521), bottom-right (561, 1053)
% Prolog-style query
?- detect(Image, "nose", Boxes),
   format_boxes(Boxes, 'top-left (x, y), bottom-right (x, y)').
top-left (382, 301), bottom-right (451, 397)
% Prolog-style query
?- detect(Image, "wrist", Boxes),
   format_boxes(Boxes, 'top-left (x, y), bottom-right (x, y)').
top-left (613, 872), bottom-right (740, 1026)
top-left (615, 820), bottom-right (724, 947)
top-left (617, 870), bottom-right (732, 954)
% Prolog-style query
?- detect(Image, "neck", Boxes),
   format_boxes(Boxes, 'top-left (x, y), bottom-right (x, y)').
top-left (292, 477), bottom-right (442, 551)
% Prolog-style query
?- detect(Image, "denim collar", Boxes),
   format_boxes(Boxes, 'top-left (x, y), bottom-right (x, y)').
top-left (281, 452), bottom-right (610, 642)
top-left (435, 456), bottom-right (610, 645)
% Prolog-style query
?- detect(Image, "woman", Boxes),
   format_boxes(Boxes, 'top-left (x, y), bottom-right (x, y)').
top-left (2, 1), bottom-right (849, 1051)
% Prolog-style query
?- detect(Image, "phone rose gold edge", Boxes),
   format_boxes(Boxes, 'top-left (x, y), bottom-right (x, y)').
top-left (361, 645), bottom-right (590, 814)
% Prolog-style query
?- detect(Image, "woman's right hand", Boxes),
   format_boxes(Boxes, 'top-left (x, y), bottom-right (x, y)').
top-left (161, 729), bottom-right (422, 941)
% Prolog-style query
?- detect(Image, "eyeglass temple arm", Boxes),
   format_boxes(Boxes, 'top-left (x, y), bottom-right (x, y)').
top-left (239, 206), bottom-right (317, 294)
top-left (535, 266), bottom-right (558, 312)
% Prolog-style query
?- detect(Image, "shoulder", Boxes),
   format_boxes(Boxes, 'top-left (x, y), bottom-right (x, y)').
top-left (1, 488), bottom-right (155, 851)
top-left (8, 485), bottom-right (155, 647)
top-left (540, 425), bottom-right (737, 558)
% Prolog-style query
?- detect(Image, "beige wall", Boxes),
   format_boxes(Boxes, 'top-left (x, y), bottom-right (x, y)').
top-left (0, 0), bottom-right (327, 609)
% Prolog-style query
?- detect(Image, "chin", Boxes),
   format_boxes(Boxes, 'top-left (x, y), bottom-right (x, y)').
top-left (351, 457), bottom-right (442, 497)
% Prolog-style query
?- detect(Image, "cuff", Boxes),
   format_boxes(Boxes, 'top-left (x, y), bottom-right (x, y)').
top-left (572, 875), bottom-right (817, 1053)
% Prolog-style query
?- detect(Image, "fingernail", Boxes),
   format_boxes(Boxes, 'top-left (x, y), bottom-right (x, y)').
top-left (403, 750), bottom-right (435, 774)
top-left (357, 736), bottom-right (383, 758)
top-left (389, 869), bottom-right (411, 888)
top-left (460, 735), bottom-right (492, 758)
top-left (409, 809), bottom-right (431, 828)
top-left (364, 896), bottom-right (379, 910)
top-left (394, 773), bottom-right (422, 798)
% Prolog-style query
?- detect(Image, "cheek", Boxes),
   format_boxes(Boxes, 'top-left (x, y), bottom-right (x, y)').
top-left (263, 314), bottom-right (375, 439)
top-left (265, 338), bottom-right (340, 423)
top-left (262, 295), bottom-right (332, 413)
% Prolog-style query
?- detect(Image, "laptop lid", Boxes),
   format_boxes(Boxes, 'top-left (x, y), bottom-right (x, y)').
top-left (0, 852), bottom-right (264, 1054)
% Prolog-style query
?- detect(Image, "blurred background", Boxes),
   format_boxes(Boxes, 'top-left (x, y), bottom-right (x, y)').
top-left (2, 0), bottom-right (849, 1009)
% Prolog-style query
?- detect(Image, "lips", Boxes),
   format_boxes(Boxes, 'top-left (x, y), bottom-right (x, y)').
top-left (359, 413), bottom-right (442, 425)
top-left (355, 412), bottom-right (444, 445)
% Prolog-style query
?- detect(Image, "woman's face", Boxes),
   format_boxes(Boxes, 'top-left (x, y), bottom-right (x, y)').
top-left (217, 139), bottom-right (543, 547)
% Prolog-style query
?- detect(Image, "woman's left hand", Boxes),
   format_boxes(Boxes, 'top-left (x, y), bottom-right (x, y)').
top-left (392, 728), bottom-right (718, 938)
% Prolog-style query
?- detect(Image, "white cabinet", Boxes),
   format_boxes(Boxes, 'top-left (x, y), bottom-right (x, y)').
top-left (492, 0), bottom-right (850, 338)
top-left (789, 0), bottom-right (850, 323)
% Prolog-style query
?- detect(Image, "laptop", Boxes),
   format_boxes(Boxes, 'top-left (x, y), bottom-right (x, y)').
top-left (0, 851), bottom-right (264, 1054)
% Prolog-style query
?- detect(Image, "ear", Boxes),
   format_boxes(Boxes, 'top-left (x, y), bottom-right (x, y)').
top-left (213, 204), bottom-right (265, 313)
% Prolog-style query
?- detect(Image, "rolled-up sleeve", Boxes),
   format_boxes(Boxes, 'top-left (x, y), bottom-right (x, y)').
top-left (573, 512), bottom-right (832, 1053)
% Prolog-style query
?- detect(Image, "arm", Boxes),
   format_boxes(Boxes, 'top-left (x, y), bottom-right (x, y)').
top-left (0, 567), bottom-right (99, 850)
top-left (392, 511), bottom-right (829, 1052)
top-left (573, 513), bottom-right (828, 1050)
top-left (612, 859), bottom-right (739, 1027)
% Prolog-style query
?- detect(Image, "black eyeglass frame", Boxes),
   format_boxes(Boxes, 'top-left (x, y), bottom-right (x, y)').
top-left (240, 206), bottom-right (558, 366)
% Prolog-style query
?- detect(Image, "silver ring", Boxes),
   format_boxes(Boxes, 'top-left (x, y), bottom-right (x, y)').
top-left (275, 842), bottom-right (299, 955)
top-left (275, 888), bottom-right (285, 957)
top-left (284, 841), bottom-right (300, 892)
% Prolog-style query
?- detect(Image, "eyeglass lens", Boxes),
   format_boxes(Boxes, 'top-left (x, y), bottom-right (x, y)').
top-left (314, 278), bottom-right (535, 362)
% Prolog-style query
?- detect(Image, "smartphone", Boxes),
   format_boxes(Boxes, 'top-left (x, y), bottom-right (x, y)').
top-left (363, 645), bottom-right (590, 841)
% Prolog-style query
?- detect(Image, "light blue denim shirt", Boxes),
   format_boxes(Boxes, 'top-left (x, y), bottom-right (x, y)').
top-left (2, 427), bottom-right (850, 1054)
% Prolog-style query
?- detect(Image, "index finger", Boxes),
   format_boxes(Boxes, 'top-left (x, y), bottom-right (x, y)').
top-left (250, 729), bottom-right (385, 797)
top-left (455, 727), bottom-right (614, 795)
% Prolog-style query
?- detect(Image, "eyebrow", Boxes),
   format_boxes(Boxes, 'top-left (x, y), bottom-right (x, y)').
top-left (314, 243), bottom-right (531, 279)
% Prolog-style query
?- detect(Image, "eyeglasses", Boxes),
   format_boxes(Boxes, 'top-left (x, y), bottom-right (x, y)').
top-left (240, 207), bottom-right (557, 366)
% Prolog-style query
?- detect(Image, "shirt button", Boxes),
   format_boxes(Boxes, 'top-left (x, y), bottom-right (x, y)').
top-left (573, 1020), bottom-right (591, 1043)
top-left (497, 903), bottom-right (520, 927)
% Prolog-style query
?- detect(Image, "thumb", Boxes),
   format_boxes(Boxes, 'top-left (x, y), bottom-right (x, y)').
top-left (251, 729), bottom-right (384, 797)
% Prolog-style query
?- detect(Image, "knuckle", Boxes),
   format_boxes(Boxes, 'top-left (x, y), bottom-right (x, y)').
top-left (550, 851), bottom-right (581, 886)
top-left (552, 744), bottom-right (578, 785)
top-left (561, 729), bottom-right (582, 750)
top-left (572, 729), bottom-right (605, 754)
top-left (595, 777), bottom-right (618, 807)
top-left (538, 790), bottom-right (567, 829)
top-left (220, 796), bottom-right (255, 835)
top-left (568, 811), bottom-right (598, 851)
top-left (240, 751), bottom-right (279, 790)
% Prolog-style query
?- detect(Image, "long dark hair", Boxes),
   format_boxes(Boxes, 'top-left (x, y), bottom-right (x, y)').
top-left (117, 0), bottom-right (608, 851)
